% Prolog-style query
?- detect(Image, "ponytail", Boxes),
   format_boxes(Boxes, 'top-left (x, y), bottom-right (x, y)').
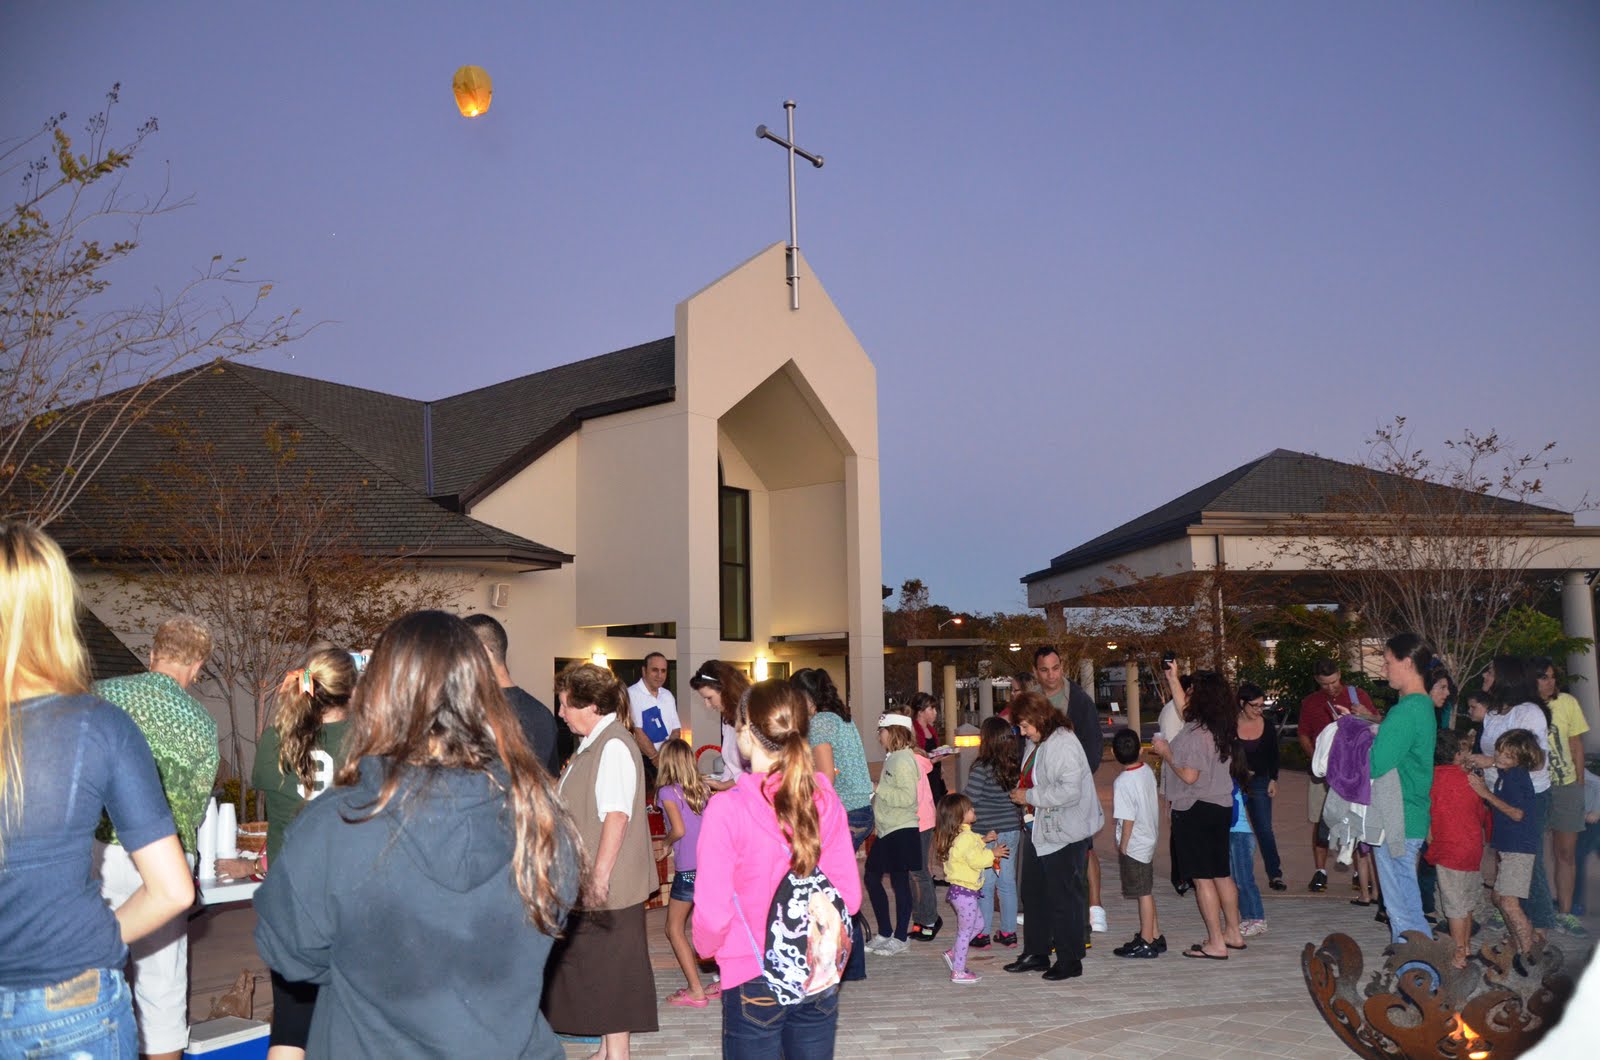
top-left (277, 649), bottom-right (358, 788)
top-left (772, 730), bottom-right (822, 875)
top-left (741, 679), bottom-right (822, 875)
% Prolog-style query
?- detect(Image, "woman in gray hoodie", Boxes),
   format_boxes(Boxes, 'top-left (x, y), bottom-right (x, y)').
top-left (1002, 691), bottom-right (1103, 982)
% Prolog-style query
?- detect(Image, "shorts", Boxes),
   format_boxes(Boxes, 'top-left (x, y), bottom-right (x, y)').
top-left (1118, 853), bottom-right (1154, 898)
top-left (1494, 851), bottom-right (1535, 900)
top-left (1171, 802), bottom-right (1232, 881)
top-left (670, 870), bottom-right (696, 903)
top-left (93, 841), bottom-right (191, 1054)
top-left (1307, 778), bottom-right (1329, 825)
top-left (1435, 866), bottom-right (1480, 919)
top-left (1549, 780), bottom-right (1586, 833)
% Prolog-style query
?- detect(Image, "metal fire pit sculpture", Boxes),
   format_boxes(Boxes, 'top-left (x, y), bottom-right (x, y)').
top-left (1302, 931), bottom-right (1572, 1058)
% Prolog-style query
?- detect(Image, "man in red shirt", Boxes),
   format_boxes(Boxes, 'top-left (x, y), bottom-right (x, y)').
top-left (1298, 659), bottom-right (1375, 891)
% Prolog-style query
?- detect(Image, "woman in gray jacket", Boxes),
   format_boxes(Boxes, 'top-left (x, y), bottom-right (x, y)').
top-left (1001, 691), bottom-right (1103, 982)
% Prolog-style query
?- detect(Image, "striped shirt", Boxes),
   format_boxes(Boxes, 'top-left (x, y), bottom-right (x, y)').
top-left (966, 760), bottom-right (1023, 835)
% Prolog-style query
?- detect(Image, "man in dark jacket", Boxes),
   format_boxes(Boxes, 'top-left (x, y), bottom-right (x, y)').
top-left (465, 613), bottom-right (567, 773)
top-left (1034, 646), bottom-right (1109, 934)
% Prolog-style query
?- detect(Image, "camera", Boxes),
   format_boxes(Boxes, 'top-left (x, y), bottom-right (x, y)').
top-left (1161, 651), bottom-right (1177, 670)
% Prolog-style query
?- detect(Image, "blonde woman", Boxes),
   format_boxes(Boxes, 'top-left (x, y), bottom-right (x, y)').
top-left (0, 523), bottom-right (193, 1056)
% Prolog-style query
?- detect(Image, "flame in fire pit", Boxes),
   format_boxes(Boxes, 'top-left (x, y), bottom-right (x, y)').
top-left (1449, 1017), bottom-right (1489, 1059)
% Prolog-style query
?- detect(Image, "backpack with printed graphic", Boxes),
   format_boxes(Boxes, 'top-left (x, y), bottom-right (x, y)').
top-left (737, 866), bottom-right (852, 1005)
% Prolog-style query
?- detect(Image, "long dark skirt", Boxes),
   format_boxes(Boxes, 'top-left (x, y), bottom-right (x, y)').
top-left (543, 902), bottom-right (659, 1035)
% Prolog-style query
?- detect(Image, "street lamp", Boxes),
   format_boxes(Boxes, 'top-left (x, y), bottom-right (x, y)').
top-left (937, 616), bottom-right (964, 632)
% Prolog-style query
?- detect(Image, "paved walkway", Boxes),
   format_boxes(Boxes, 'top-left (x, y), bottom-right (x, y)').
top-left (189, 769), bottom-right (1599, 1058)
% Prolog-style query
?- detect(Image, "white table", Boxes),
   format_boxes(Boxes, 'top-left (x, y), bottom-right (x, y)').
top-left (199, 877), bottom-right (261, 905)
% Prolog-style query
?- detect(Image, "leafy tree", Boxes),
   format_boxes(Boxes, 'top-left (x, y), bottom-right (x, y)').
top-left (2, 86), bottom-right (299, 526)
top-left (1486, 606), bottom-right (1592, 679)
top-left (111, 421), bottom-right (471, 775)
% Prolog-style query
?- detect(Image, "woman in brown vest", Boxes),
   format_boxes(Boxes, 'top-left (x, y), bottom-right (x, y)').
top-left (544, 662), bottom-right (659, 1057)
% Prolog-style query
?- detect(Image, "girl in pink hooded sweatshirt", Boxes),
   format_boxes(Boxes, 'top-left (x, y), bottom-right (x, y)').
top-left (694, 680), bottom-right (860, 1056)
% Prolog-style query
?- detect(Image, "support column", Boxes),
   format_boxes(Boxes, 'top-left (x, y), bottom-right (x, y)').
top-left (843, 454), bottom-right (886, 759)
top-left (1125, 659), bottom-right (1141, 739)
top-left (978, 677), bottom-right (994, 719)
top-left (678, 411), bottom-right (724, 758)
top-left (1562, 571), bottom-right (1600, 753)
top-left (916, 660), bottom-right (933, 696)
top-left (942, 664), bottom-right (958, 741)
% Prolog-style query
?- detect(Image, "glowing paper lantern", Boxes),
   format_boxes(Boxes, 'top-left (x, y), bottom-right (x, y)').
top-left (453, 65), bottom-right (493, 118)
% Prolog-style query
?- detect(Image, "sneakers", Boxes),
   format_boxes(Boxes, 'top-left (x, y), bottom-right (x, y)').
top-left (1269, 877), bottom-right (1287, 891)
top-left (1309, 869), bottom-right (1328, 892)
top-left (942, 949), bottom-right (955, 971)
top-left (1150, 934), bottom-right (1168, 952)
top-left (1557, 913), bottom-right (1589, 937)
top-left (911, 916), bottom-right (944, 941)
top-left (950, 970), bottom-right (981, 984)
top-left (995, 931), bottom-right (1019, 948)
top-left (1089, 905), bottom-right (1108, 933)
top-left (969, 934), bottom-right (991, 949)
top-left (1113, 933), bottom-right (1161, 958)
top-left (1240, 919), bottom-right (1269, 938)
top-left (874, 937), bottom-right (909, 956)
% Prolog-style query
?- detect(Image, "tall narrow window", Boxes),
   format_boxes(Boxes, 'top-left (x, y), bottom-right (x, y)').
top-left (719, 483), bottom-right (751, 641)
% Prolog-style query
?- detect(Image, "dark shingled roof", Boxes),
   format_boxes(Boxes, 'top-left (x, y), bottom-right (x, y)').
top-left (80, 608), bottom-right (144, 682)
top-left (1022, 448), bottom-right (1566, 584)
top-left (430, 337), bottom-right (675, 500)
top-left (47, 362), bottom-right (570, 568)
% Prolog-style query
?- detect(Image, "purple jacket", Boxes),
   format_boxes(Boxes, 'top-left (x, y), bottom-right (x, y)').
top-left (1326, 715), bottom-right (1377, 805)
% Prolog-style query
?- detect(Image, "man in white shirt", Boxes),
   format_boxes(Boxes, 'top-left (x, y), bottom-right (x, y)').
top-left (627, 652), bottom-right (680, 767)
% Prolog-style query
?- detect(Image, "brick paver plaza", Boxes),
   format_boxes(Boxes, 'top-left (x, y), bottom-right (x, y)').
top-left (188, 769), bottom-right (1596, 1058)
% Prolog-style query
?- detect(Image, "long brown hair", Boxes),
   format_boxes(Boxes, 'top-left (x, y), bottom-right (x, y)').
top-left (975, 715), bottom-right (1020, 790)
top-left (932, 792), bottom-right (973, 865)
top-left (691, 659), bottom-right (751, 725)
top-left (276, 648), bottom-right (358, 789)
top-left (337, 610), bottom-right (579, 934)
top-left (739, 679), bottom-right (820, 875)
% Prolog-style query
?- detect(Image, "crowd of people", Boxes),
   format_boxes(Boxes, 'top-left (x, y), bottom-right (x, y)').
top-left (4, 517), bottom-right (1597, 1059)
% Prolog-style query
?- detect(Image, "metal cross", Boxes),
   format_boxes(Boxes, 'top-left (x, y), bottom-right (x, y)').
top-left (756, 100), bottom-right (824, 310)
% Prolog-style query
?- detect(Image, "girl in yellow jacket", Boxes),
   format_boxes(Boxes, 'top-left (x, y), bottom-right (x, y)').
top-left (934, 793), bottom-right (1011, 983)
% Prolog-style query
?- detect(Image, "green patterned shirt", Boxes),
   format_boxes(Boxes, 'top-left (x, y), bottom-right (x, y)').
top-left (94, 671), bottom-right (220, 854)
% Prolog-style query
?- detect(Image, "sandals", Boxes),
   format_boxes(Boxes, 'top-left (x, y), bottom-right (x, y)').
top-left (666, 988), bottom-right (709, 1008)
top-left (1182, 943), bottom-right (1228, 961)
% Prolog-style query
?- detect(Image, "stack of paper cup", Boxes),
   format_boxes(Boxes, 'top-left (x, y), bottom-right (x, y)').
top-left (197, 798), bottom-right (219, 880)
top-left (216, 800), bottom-right (238, 860)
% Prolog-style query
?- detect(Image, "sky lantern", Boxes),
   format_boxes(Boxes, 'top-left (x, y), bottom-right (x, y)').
top-left (453, 65), bottom-right (492, 118)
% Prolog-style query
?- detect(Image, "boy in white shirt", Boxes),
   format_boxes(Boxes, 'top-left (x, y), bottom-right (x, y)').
top-left (1110, 728), bottom-right (1165, 957)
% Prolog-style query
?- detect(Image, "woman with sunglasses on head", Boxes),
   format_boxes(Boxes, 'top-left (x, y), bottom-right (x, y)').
top-left (690, 660), bottom-right (752, 792)
top-left (254, 611), bottom-right (580, 1058)
top-left (1, 523), bottom-right (194, 1058)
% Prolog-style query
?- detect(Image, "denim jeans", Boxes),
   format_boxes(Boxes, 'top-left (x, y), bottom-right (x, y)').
top-left (978, 829), bottom-right (1020, 936)
top-left (1229, 832), bottom-right (1264, 922)
top-left (911, 829), bottom-right (937, 925)
top-left (1573, 817), bottom-right (1600, 917)
top-left (1372, 838), bottom-right (1429, 944)
top-left (1243, 775), bottom-right (1283, 881)
top-left (722, 979), bottom-right (839, 1059)
top-left (0, 968), bottom-right (136, 1059)
top-left (843, 805), bottom-right (873, 983)
top-left (1527, 788), bottom-right (1556, 929)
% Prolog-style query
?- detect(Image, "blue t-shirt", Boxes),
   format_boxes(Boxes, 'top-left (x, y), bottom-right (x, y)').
top-left (0, 693), bottom-right (176, 988)
top-left (1490, 766), bottom-right (1541, 855)
top-left (1229, 783), bottom-right (1252, 834)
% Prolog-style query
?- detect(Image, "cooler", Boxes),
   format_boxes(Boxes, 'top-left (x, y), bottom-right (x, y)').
top-left (183, 1017), bottom-right (269, 1059)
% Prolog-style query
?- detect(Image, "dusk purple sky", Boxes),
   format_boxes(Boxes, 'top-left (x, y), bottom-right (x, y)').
top-left (5, 3), bottom-right (1597, 614)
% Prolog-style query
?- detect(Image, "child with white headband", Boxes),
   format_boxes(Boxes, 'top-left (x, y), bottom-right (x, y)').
top-left (864, 712), bottom-right (922, 955)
